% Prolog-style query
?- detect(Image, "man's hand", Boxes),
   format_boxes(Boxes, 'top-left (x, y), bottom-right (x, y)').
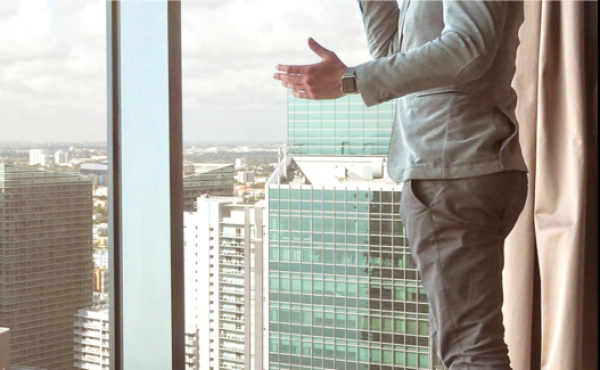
top-left (274, 38), bottom-right (347, 100)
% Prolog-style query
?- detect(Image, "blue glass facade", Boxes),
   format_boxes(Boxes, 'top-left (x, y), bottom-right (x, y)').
top-left (287, 94), bottom-right (396, 157)
top-left (267, 186), bottom-right (431, 370)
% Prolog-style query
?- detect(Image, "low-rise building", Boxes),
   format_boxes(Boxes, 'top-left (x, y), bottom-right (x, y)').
top-left (79, 164), bottom-right (108, 185)
top-left (237, 171), bottom-right (256, 183)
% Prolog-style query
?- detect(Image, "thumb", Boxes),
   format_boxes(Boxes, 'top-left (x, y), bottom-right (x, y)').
top-left (308, 38), bottom-right (331, 59)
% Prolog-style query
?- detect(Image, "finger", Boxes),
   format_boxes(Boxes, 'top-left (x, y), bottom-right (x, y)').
top-left (276, 64), bottom-right (306, 75)
top-left (308, 37), bottom-right (332, 59)
top-left (274, 73), bottom-right (303, 84)
top-left (293, 90), bottom-right (313, 100)
top-left (281, 82), bottom-right (305, 91)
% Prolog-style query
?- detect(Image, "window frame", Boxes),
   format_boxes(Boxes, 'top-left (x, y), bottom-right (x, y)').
top-left (108, 2), bottom-right (185, 369)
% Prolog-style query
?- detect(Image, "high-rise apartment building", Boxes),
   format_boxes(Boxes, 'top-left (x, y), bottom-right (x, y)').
top-left (184, 330), bottom-right (200, 370)
top-left (264, 95), bottom-right (438, 370)
top-left (184, 197), bottom-right (265, 370)
top-left (1, 328), bottom-right (48, 370)
top-left (183, 164), bottom-right (235, 212)
top-left (73, 306), bottom-right (109, 370)
top-left (1, 328), bottom-right (8, 370)
top-left (0, 165), bottom-right (93, 370)
top-left (72, 306), bottom-right (198, 370)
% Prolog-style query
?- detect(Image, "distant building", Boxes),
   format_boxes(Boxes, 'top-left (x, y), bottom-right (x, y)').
top-left (184, 197), bottom-right (265, 370)
top-left (73, 307), bottom-right (198, 370)
top-left (0, 165), bottom-right (93, 370)
top-left (237, 171), bottom-right (256, 183)
top-left (93, 250), bottom-right (108, 269)
top-left (54, 151), bottom-right (71, 166)
top-left (73, 306), bottom-right (109, 370)
top-left (183, 164), bottom-right (235, 212)
top-left (28, 149), bottom-right (43, 166)
top-left (79, 164), bottom-right (108, 185)
top-left (40, 154), bottom-right (53, 167)
top-left (93, 269), bottom-right (109, 294)
top-left (235, 157), bottom-right (247, 169)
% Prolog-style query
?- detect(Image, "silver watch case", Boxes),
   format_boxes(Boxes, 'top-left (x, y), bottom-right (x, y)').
top-left (341, 67), bottom-right (358, 94)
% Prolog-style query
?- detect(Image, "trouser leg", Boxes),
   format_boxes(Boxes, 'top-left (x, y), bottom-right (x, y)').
top-left (400, 172), bottom-right (528, 370)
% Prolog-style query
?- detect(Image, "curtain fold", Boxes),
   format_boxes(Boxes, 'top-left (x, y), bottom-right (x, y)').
top-left (506, 2), bottom-right (598, 370)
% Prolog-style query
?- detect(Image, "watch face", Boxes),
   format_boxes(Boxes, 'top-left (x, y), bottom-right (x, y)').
top-left (342, 78), bottom-right (357, 93)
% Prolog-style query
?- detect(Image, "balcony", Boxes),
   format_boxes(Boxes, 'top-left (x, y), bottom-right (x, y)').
top-left (220, 304), bottom-right (244, 315)
top-left (220, 268), bottom-right (245, 277)
top-left (220, 314), bottom-right (244, 323)
top-left (220, 277), bottom-right (244, 287)
top-left (221, 322), bottom-right (245, 332)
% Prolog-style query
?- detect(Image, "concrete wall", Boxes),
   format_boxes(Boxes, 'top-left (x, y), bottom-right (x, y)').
top-left (0, 328), bottom-right (9, 370)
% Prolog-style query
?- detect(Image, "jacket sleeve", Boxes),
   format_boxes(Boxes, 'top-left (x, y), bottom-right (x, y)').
top-left (356, 1), bottom-right (508, 107)
top-left (359, 0), bottom-right (400, 59)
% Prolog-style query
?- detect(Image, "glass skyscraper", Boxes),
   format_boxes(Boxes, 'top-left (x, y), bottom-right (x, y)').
top-left (287, 94), bottom-right (396, 157)
top-left (266, 95), bottom-right (439, 370)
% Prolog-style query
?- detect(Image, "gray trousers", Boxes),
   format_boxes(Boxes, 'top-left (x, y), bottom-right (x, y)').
top-left (400, 172), bottom-right (528, 370)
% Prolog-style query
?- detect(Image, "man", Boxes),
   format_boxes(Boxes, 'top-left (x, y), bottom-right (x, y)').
top-left (274, 1), bottom-right (528, 369)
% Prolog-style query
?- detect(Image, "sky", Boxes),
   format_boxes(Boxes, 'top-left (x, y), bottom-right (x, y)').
top-left (0, 0), bottom-right (382, 143)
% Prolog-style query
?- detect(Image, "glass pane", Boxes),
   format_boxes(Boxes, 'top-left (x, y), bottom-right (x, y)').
top-left (1, 2), bottom-right (112, 369)
top-left (179, 2), bottom-right (429, 370)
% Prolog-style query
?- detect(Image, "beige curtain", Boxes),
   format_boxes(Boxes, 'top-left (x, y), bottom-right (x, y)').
top-left (505, 1), bottom-right (598, 370)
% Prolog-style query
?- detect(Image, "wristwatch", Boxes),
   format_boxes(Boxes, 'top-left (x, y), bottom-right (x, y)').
top-left (341, 67), bottom-right (359, 95)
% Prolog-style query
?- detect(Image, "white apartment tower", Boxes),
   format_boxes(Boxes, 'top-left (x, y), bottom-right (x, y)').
top-left (73, 306), bottom-right (109, 370)
top-left (54, 151), bottom-right (71, 166)
top-left (184, 197), bottom-right (265, 370)
top-left (73, 307), bottom-right (198, 370)
top-left (28, 150), bottom-right (43, 166)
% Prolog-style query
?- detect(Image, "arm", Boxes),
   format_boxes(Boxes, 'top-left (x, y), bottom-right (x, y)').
top-left (360, 0), bottom-right (400, 59)
top-left (356, 1), bottom-right (508, 106)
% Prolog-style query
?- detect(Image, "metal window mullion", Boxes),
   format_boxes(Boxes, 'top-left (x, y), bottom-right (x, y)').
top-left (108, 2), bottom-right (184, 370)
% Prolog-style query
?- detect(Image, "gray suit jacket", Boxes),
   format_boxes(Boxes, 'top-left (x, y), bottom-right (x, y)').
top-left (356, 0), bottom-right (528, 181)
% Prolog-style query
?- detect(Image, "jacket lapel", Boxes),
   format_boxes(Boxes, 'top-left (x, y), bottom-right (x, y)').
top-left (398, 0), bottom-right (412, 51)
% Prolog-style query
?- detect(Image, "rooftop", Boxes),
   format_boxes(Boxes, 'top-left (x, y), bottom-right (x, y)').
top-left (79, 164), bottom-right (108, 171)
top-left (267, 156), bottom-right (401, 190)
top-left (75, 305), bottom-right (109, 320)
top-left (0, 164), bottom-right (93, 187)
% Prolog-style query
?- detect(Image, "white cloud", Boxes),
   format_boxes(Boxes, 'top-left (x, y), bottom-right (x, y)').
top-left (0, 0), bottom-right (106, 142)
top-left (0, 0), bottom-right (375, 142)
top-left (181, 0), bottom-right (372, 142)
